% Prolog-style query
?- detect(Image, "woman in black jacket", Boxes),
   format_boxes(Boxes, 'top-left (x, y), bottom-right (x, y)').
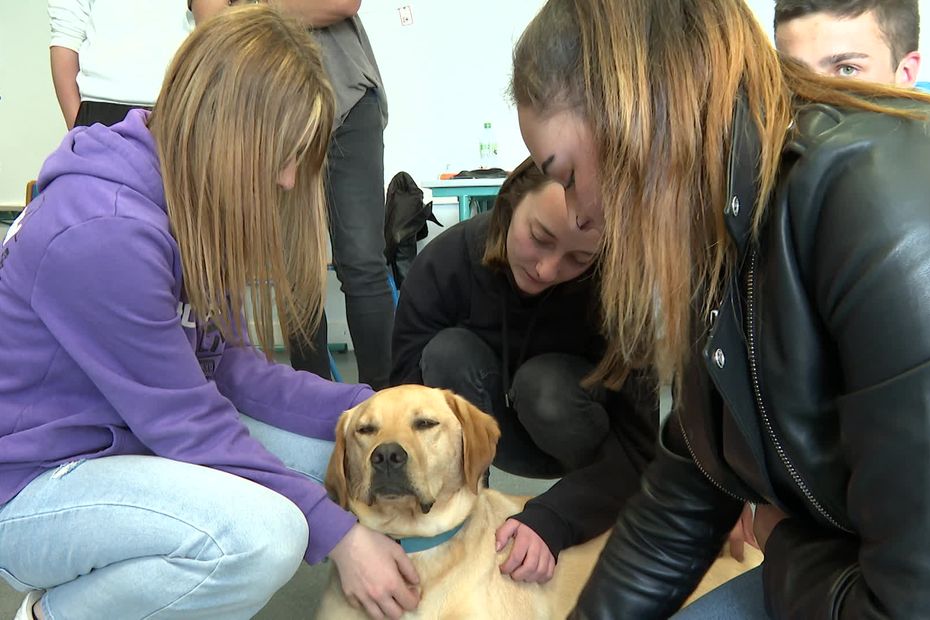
top-left (512, 0), bottom-right (930, 617)
top-left (391, 158), bottom-right (657, 584)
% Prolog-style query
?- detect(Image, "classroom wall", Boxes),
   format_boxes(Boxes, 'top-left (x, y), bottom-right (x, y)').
top-left (359, 0), bottom-right (546, 186)
top-left (0, 2), bottom-right (69, 209)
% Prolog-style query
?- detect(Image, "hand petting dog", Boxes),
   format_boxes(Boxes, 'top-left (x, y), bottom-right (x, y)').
top-left (496, 518), bottom-right (556, 583)
top-left (329, 523), bottom-right (421, 620)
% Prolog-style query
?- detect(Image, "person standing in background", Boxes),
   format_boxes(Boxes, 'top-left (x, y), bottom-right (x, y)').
top-left (49, 0), bottom-right (193, 128)
top-left (774, 0), bottom-right (920, 85)
top-left (297, 2), bottom-right (393, 390)
top-left (194, 0), bottom-right (393, 389)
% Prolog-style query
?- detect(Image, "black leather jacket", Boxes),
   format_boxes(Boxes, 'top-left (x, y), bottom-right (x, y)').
top-left (573, 98), bottom-right (930, 619)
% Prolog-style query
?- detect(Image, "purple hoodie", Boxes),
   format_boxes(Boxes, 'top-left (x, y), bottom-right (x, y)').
top-left (0, 110), bottom-right (370, 563)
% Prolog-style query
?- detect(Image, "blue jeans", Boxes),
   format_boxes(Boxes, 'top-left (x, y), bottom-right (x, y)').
top-left (670, 567), bottom-right (768, 619)
top-left (0, 415), bottom-right (334, 619)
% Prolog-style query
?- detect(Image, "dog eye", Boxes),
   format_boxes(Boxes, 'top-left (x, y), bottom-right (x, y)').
top-left (413, 419), bottom-right (439, 430)
top-left (356, 424), bottom-right (378, 435)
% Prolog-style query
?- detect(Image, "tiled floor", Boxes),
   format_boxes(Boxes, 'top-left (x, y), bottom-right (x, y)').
top-left (0, 349), bottom-right (555, 619)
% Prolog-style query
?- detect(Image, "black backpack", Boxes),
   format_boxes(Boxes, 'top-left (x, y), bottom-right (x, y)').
top-left (383, 172), bottom-right (442, 289)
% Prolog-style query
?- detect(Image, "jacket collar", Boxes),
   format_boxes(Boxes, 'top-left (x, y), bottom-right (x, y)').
top-left (724, 92), bottom-right (764, 256)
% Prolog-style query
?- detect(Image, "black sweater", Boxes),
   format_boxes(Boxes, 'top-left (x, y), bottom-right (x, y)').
top-left (391, 212), bottom-right (657, 557)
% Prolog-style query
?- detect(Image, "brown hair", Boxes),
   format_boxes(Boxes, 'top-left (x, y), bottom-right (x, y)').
top-left (482, 157), bottom-right (555, 270)
top-left (148, 4), bottom-right (334, 357)
top-left (512, 0), bottom-right (930, 386)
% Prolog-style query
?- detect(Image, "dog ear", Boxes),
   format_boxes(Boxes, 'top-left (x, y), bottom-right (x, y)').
top-left (443, 390), bottom-right (501, 493)
top-left (324, 408), bottom-right (353, 508)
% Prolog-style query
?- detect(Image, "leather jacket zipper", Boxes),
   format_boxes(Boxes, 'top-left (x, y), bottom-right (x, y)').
top-left (678, 414), bottom-right (750, 503)
top-left (745, 250), bottom-right (852, 533)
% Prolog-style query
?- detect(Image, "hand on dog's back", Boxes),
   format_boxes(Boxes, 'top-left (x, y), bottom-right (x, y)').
top-left (328, 523), bottom-right (421, 619)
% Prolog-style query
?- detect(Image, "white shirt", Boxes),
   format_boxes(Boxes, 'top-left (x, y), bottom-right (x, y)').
top-left (49, 0), bottom-right (193, 107)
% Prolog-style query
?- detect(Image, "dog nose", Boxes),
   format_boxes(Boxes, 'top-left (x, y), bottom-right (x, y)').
top-left (371, 442), bottom-right (408, 472)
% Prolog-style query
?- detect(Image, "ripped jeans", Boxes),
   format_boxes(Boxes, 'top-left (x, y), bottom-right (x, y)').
top-left (0, 415), bottom-right (334, 620)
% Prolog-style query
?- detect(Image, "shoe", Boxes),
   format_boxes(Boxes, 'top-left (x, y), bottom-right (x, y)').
top-left (13, 590), bottom-right (42, 620)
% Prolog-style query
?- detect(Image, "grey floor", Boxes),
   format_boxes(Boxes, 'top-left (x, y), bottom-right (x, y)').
top-left (0, 346), bottom-right (556, 619)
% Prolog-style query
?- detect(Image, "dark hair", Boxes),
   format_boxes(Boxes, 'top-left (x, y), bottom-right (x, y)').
top-left (481, 157), bottom-right (554, 270)
top-left (774, 0), bottom-right (920, 64)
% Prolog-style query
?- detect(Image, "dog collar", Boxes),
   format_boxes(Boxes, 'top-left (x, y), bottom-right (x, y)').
top-left (395, 521), bottom-right (466, 553)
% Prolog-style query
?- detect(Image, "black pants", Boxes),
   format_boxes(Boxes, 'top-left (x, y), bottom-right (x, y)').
top-left (419, 327), bottom-right (612, 478)
top-left (73, 101), bottom-right (148, 127)
top-left (289, 90), bottom-right (393, 388)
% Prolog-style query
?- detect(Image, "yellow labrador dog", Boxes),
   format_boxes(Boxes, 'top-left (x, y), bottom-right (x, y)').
top-left (316, 385), bottom-right (608, 619)
top-left (316, 385), bottom-right (762, 619)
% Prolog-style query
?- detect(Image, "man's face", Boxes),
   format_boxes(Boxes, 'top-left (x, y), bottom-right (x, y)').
top-left (775, 10), bottom-right (920, 86)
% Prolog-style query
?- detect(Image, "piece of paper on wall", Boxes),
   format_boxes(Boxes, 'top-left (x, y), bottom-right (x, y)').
top-left (398, 5), bottom-right (413, 26)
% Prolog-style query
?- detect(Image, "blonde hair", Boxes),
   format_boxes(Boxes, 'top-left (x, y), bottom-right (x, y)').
top-left (513, 0), bottom-right (930, 387)
top-left (148, 4), bottom-right (334, 358)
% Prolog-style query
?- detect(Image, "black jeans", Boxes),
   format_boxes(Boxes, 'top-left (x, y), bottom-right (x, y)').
top-left (289, 90), bottom-right (393, 388)
top-left (73, 101), bottom-right (148, 127)
top-left (419, 327), bottom-right (610, 478)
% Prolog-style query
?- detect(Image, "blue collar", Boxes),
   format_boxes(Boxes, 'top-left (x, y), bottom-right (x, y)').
top-left (394, 521), bottom-right (465, 553)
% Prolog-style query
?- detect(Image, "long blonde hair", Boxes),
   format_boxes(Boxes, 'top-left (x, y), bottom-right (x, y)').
top-left (148, 4), bottom-right (334, 358)
top-left (513, 0), bottom-right (930, 387)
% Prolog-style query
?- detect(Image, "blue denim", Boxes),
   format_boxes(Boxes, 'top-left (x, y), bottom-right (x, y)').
top-left (0, 415), bottom-right (334, 619)
top-left (671, 566), bottom-right (768, 619)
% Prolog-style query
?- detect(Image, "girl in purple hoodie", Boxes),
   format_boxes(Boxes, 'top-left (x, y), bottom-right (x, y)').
top-left (0, 6), bottom-right (418, 619)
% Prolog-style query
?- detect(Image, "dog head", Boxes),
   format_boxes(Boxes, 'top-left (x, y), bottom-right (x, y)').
top-left (325, 385), bottom-right (500, 530)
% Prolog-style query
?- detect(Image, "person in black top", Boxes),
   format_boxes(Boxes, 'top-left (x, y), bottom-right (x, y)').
top-left (391, 158), bottom-right (657, 584)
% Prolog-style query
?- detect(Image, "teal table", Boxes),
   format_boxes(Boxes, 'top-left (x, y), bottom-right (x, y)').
top-left (422, 178), bottom-right (506, 221)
